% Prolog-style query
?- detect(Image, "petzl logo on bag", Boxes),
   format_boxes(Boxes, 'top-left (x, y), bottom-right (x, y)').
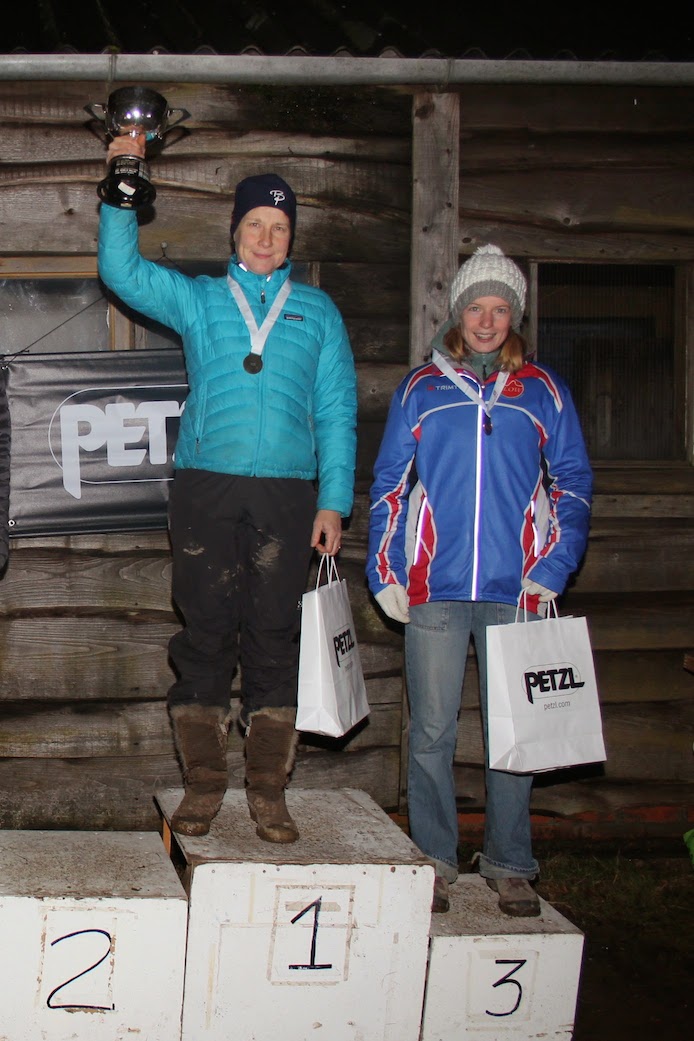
top-left (523, 662), bottom-right (585, 704)
top-left (333, 626), bottom-right (355, 668)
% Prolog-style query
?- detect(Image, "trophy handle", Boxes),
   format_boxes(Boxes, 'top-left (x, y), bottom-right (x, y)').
top-left (84, 102), bottom-right (107, 123)
top-left (165, 107), bottom-right (191, 131)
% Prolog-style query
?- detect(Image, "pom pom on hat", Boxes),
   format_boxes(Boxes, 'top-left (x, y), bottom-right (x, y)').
top-left (230, 173), bottom-right (297, 253)
top-left (449, 244), bottom-right (527, 330)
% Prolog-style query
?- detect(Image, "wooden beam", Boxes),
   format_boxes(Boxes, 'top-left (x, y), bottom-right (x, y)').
top-left (410, 92), bottom-right (459, 366)
top-left (685, 262), bottom-right (694, 464)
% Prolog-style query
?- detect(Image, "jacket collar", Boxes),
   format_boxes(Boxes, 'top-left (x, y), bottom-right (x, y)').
top-left (227, 255), bottom-right (292, 292)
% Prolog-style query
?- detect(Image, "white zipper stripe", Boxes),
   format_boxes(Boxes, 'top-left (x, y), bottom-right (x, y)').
top-left (471, 405), bottom-right (483, 599)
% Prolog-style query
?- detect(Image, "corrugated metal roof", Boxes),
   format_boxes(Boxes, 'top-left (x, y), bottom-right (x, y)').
top-left (3, 1), bottom-right (693, 62)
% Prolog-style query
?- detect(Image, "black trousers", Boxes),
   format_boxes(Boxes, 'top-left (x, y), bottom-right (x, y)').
top-left (167, 469), bottom-right (317, 719)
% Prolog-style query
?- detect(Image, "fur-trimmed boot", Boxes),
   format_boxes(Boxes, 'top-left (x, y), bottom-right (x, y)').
top-left (169, 704), bottom-right (229, 836)
top-left (245, 707), bottom-right (300, 844)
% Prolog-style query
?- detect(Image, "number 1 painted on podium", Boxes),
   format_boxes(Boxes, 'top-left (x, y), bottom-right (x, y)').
top-left (288, 897), bottom-right (333, 971)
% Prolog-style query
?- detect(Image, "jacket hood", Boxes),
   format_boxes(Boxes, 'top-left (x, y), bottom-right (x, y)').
top-left (429, 317), bottom-right (456, 361)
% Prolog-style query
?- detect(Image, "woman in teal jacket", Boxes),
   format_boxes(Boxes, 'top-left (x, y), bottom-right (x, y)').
top-left (99, 151), bottom-right (357, 844)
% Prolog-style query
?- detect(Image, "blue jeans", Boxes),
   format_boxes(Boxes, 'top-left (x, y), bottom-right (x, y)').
top-left (405, 600), bottom-right (540, 884)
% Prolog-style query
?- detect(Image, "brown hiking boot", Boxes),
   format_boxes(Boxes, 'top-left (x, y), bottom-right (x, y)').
top-left (245, 707), bottom-right (300, 843)
top-left (432, 875), bottom-right (450, 913)
top-left (169, 704), bottom-right (229, 837)
top-left (486, 877), bottom-right (541, 917)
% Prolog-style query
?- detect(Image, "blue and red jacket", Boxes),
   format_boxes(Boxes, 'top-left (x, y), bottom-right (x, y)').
top-left (366, 352), bottom-right (592, 612)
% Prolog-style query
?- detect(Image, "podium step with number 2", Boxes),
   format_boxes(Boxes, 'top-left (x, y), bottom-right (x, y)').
top-left (0, 829), bottom-right (187, 1041)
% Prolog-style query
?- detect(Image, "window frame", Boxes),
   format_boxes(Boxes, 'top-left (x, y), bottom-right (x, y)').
top-left (527, 258), bottom-right (694, 469)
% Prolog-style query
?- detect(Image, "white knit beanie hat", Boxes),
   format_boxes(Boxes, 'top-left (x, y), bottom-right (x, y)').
top-left (449, 244), bottom-right (527, 330)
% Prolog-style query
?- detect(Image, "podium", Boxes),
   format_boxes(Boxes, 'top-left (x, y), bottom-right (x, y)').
top-left (0, 830), bottom-right (188, 1041)
top-left (156, 787), bottom-right (434, 1041)
top-left (421, 874), bottom-right (584, 1040)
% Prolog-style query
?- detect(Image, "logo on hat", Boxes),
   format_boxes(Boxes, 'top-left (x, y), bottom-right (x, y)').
top-left (270, 189), bottom-right (286, 206)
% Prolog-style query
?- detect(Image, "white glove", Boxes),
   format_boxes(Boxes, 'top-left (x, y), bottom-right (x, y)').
top-left (375, 584), bottom-right (410, 623)
top-left (522, 578), bottom-right (559, 602)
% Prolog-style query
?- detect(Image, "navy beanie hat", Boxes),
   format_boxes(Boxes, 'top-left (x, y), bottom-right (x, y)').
top-left (230, 173), bottom-right (297, 253)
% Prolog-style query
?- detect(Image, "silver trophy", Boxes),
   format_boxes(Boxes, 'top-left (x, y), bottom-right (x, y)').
top-left (86, 86), bottom-right (190, 209)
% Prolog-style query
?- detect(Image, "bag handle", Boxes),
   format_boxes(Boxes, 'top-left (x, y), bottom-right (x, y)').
top-left (315, 554), bottom-right (340, 589)
top-left (515, 590), bottom-right (559, 622)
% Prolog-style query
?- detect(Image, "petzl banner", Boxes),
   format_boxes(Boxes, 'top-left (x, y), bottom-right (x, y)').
top-left (6, 349), bottom-right (188, 536)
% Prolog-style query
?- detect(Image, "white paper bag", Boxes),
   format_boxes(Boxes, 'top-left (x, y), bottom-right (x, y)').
top-left (296, 556), bottom-right (370, 738)
top-left (486, 607), bottom-right (606, 773)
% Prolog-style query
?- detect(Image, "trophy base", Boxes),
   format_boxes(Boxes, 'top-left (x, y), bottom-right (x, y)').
top-left (97, 155), bottom-right (156, 210)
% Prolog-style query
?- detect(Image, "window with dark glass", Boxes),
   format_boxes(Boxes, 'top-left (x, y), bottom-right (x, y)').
top-left (536, 263), bottom-right (677, 461)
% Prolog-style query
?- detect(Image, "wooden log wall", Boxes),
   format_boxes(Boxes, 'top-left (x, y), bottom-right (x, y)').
top-left (0, 77), bottom-right (692, 840)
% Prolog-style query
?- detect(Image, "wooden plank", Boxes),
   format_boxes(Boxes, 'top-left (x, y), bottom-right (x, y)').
top-left (561, 591), bottom-right (694, 649)
top-left (598, 701), bottom-right (694, 781)
top-left (573, 519), bottom-right (694, 591)
top-left (0, 184), bottom-right (409, 262)
top-left (685, 263), bottom-right (694, 465)
top-left (591, 462), bottom-right (694, 495)
top-left (459, 130), bottom-right (694, 171)
top-left (414, 647), bottom-right (692, 716)
top-left (320, 263), bottom-right (410, 317)
top-left (410, 91), bottom-right (459, 367)
top-left (458, 167), bottom-right (694, 235)
top-left (154, 155), bottom-right (411, 212)
top-left (0, 756), bottom-right (184, 830)
top-left (453, 699), bottom-right (693, 782)
top-left (456, 84), bottom-right (694, 134)
top-left (348, 488), bottom-right (694, 535)
top-left (0, 746), bottom-right (401, 830)
top-left (355, 363), bottom-right (409, 420)
top-left (0, 615), bottom-right (400, 701)
top-left (356, 418), bottom-right (389, 484)
top-left (355, 641), bottom-right (403, 677)
top-left (348, 511), bottom-right (694, 599)
top-left (590, 494), bottom-right (694, 518)
top-left (359, 464), bottom-right (694, 503)
top-left (0, 81), bottom-right (411, 136)
top-left (0, 547), bottom-right (174, 613)
top-left (457, 221), bottom-right (694, 263)
top-left (292, 747), bottom-right (401, 809)
top-left (0, 617), bottom-right (178, 699)
top-left (0, 678), bottom-right (402, 758)
top-left (344, 319), bottom-right (408, 364)
top-left (0, 549), bottom-right (374, 625)
top-left (590, 648), bottom-right (693, 703)
top-left (9, 531), bottom-right (171, 553)
top-left (453, 765), bottom-right (692, 830)
top-left (0, 700), bottom-right (175, 758)
top-left (1, 125), bottom-right (411, 166)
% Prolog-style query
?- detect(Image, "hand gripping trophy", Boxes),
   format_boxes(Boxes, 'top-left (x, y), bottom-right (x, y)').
top-left (86, 86), bottom-right (189, 209)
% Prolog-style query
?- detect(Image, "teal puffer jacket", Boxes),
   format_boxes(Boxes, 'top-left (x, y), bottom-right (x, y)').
top-left (98, 205), bottom-right (357, 516)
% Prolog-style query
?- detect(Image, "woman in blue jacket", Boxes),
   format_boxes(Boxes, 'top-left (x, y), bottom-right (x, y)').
top-left (99, 141), bottom-right (357, 844)
top-left (367, 245), bottom-right (592, 915)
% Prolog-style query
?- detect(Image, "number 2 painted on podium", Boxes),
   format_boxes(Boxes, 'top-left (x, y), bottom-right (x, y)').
top-left (46, 928), bottom-right (114, 1011)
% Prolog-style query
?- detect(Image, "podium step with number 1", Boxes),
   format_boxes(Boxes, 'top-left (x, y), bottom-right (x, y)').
top-left (156, 786), bottom-right (434, 1041)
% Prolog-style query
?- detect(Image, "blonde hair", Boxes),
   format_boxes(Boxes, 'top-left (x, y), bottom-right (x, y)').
top-left (443, 324), bottom-right (528, 374)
